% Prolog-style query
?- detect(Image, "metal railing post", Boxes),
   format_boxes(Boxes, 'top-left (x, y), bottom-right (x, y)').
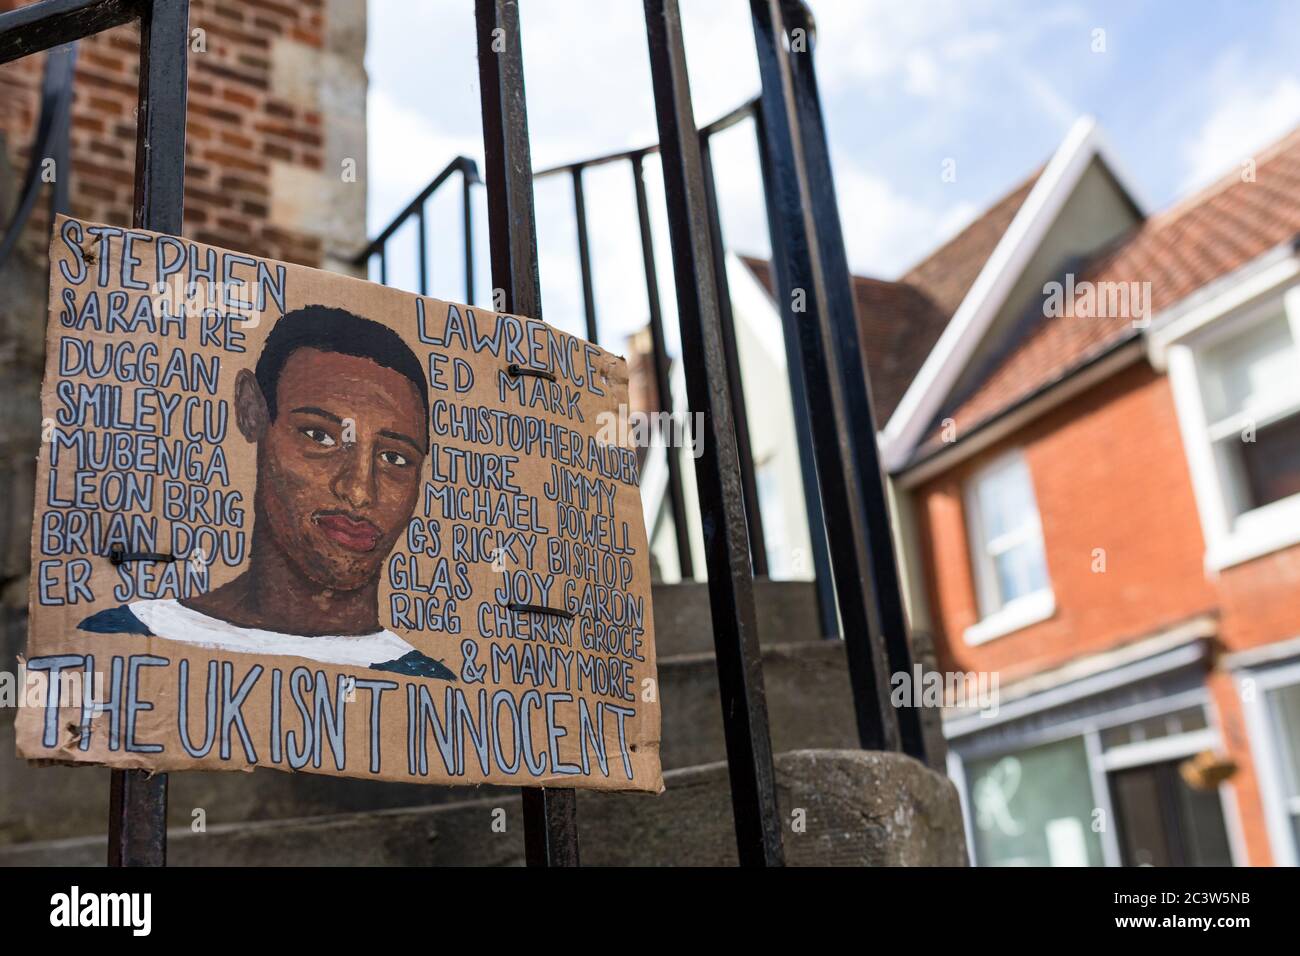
top-left (0, 41), bottom-right (76, 267)
top-left (643, 0), bottom-right (783, 866)
top-left (475, 0), bottom-right (581, 867)
top-left (462, 159), bottom-right (478, 303)
top-left (112, 0), bottom-right (190, 867)
top-left (700, 135), bottom-right (768, 577)
top-left (753, 102), bottom-right (838, 639)
top-left (751, 0), bottom-right (922, 757)
top-left (631, 152), bottom-right (695, 580)
top-left (571, 166), bottom-right (599, 344)
top-left (417, 203), bottom-right (429, 295)
top-left (775, 0), bottom-right (923, 757)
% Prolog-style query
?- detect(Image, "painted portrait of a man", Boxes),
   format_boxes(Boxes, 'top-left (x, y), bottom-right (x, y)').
top-left (79, 305), bottom-right (453, 679)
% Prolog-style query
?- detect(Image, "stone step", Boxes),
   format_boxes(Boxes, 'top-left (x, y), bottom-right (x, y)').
top-left (658, 639), bottom-right (857, 770)
top-left (0, 749), bottom-right (968, 866)
top-left (651, 578), bottom-right (825, 657)
top-left (0, 639), bottom-right (858, 844)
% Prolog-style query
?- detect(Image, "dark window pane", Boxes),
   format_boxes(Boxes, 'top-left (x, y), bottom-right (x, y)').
top-left (1109, 761), bottom-right (1232, 866)
top-left (1241, 413), bottom-right (1300, 509)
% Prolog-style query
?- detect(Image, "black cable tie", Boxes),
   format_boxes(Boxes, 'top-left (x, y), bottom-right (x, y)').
top-left (506, 363), bottom-right (556, 382)
top-left (108, 546), bottom-right (175, 566)
top-left (506, 602), bottom-right (575, 620)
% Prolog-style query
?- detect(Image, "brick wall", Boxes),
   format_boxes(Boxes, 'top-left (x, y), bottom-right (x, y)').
top-left (0, 0), bottom-right (366, 270)
top-left (916, 361), bottom-right (1219, 679)
top-left (912, 358), bottom-right (1300, 864)
top-left (916, 359), bottom-right (1300, 675)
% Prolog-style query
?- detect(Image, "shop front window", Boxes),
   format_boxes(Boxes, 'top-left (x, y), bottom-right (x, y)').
top-left (965, 737), bottom-right (1104, 866)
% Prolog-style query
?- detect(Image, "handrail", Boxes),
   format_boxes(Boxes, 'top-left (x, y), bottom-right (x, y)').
top-left (357, 97), bottom-right (760, 271)
top-left (353, 90), bottom-right (809, 596)
top-left (353, 155), bottom-right (479, 263)
top-left (532, 95), bottom-right (759, 179)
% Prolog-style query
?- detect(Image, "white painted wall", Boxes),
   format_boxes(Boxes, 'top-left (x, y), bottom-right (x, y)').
top-left (642, 253), bottom-right (813, 582)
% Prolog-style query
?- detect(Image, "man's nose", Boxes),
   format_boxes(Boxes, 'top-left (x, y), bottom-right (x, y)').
top-left (330, 444), bottom-right (375, 511)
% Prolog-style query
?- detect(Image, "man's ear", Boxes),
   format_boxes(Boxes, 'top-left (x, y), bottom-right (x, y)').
top-left (234, 368), bottom-right (270, 442)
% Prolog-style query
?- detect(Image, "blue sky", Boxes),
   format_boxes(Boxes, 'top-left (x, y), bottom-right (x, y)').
top-left (365, 0), bottom-right (1300, 350)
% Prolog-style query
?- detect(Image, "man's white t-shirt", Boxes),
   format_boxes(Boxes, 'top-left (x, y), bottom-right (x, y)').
top-left (128, 598), bottom-right (420, 669)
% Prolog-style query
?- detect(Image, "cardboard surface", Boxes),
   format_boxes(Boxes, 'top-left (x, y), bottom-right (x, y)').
top-left (16, 216), bottom-right (662, 793)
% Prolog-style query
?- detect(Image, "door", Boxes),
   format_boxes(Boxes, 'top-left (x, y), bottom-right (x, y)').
top-left (1108, 760), bottom-right (1233, 866)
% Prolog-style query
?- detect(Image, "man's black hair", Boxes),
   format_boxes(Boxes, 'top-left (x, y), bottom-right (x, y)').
top-left (255, 305), bottom-right (430, 435)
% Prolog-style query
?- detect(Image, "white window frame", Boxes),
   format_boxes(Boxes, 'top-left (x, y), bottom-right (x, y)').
top-left (963, 450), bottom-right (1055, 645)
top-left (1166, 283), bottom-right (1300, 571)
top-left (1237, 658), bottom-right (1300, 867)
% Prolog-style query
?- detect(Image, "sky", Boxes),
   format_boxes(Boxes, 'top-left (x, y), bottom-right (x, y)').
top-left (364, 0), bottom-right (1300, 352)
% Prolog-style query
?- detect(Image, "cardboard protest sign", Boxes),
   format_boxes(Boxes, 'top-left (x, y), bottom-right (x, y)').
top-left (16, 215), bottom-right (662, 794)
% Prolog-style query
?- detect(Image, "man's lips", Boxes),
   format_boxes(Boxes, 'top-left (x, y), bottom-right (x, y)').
top-left (313, 512), bottom-right (382, 553)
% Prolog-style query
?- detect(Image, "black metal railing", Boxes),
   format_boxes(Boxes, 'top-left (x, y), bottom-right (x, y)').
top-left (354, 155), bottom-right (480, 302)
top-left (1, 0), bottom-right (191, 868)
top-left (363, 0), bottom-right (926, 865)
top-left (0, 0), bottom-right (926, 870)
top-left (358, 99), bottom-right (845, 622)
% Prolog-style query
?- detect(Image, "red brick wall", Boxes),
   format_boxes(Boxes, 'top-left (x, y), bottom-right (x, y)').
top-left (1208, 672), bottom-right (1273, 865)
top-left (917, 360), bottom-right (1300, 672)
top-left (0, 0), bottom-right (340, 268)
top-left (917, 361), bottom-right (1217, 680)
top-left (912, 358), bottom-right (1300, 865)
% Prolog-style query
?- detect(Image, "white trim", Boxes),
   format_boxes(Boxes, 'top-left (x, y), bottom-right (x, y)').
top-left (954, 697), bottom-right (1221, 867)
top-left (1208, 496), bottom-right (1300, 570)
top-left (1221, 633), bottom-right (1300, 671)
top-left (641, 253), bottom-right (787, 578)
top-left (727, 253), bottom-right (788, 371)
top-left (946, 749), bottom-right (977, 866)
top-left (1097, 728), bottom-right (1218, 772)
top-left (1163, 282), bottom-right (1300, 572)
top-left (881, 116), bottom-right (1143, 473)
top-left (1147, 246), bottom-right (1300, 369)
top-left (947, 616), bottom-right (1215, 723)
top-left (1203, 696), bottom-right (1251, 868)
top-left (962, 449), bottom-right (1054, 642)
top-left (1219, 779), bottom-right (1250, 868)
top-left (963, 589), bottom-right (1055, 646)
top-left (1236, 660), bottom-right (1300, 866)
top-left (945, 634), bottom-right (1212, 738)
top-left (1084, 729), bottom-right (1123, 866)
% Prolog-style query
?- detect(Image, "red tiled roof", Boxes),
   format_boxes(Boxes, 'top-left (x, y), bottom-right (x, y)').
top-left (738, 168), bottom-right (1040, 421)
top-left (910, 122), bottom-right (1300, 463)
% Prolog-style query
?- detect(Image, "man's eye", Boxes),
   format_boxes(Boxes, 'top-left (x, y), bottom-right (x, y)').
top-left (380, 450), bottom-right (410, 467)
top-left (300, 427), bottom-right (336, 447)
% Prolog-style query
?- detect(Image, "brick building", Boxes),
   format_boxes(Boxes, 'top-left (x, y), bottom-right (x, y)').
top-left (881, 119), bottom-right (1300, 867)
top-left (0, 0), bottom-right (367, 816)
top-left (0, 0), bottom-right (365, 268)
top-left (645, 117), bottom-right (1300, 866)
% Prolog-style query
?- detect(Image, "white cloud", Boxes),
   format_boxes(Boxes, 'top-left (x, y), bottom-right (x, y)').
top-left (363, 0), bottom-right (1091, 314)
top-left (831, 155), bottom-right (943, 277)
top-left (1181, 69), bottom-right (1300, 192)
top-left (366, 89), bottom-right (482, 234)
